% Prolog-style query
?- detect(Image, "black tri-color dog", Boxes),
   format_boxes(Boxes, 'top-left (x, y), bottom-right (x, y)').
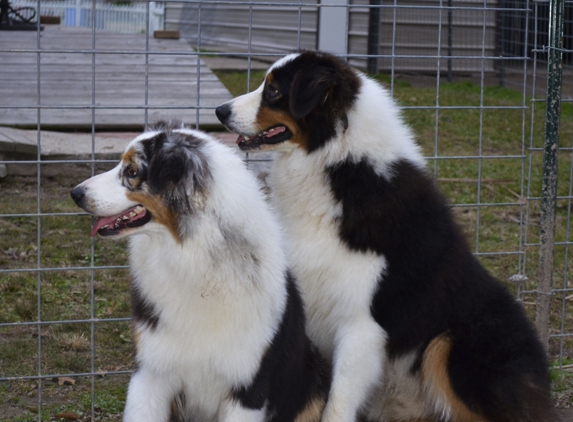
top-left (216, 51), bottom-right (555, 422)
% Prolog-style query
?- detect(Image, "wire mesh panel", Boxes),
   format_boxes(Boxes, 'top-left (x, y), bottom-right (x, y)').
top-left (523, 0), bottom-right (573, 376)
top-left (0, 0), bottom-right (572, 420)
top-left (498, 0), bottom-right (573, 96)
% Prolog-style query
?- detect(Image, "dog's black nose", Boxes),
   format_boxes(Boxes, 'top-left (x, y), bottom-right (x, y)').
top-left (70, 186), bottom-right (86, 208)
top-left (215, 103), bottom-right (231, 124)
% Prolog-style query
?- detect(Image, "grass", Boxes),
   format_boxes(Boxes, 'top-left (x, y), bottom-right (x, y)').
top-left (213, 69), bottom-right (267, 98)
top-left (0, 169), bottom-right (132, 421)
top-left (551, 359), bottom-right (573, 408)
top-left (1, 70), bottom-right (573, 419)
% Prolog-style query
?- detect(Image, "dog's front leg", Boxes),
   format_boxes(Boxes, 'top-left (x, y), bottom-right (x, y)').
top-left (218, 398), bottom-right (267, 422)
top-left (123, 367), bottom-right (178, 422)
top-left (322, 318), bottom-right (386, 422)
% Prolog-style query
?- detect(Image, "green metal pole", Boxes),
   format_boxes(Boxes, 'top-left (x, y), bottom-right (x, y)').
top-left (536, 0), bottom-right (565, 348)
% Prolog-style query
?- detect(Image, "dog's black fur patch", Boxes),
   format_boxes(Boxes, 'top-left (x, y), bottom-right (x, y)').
top-left (233, 272), bottom-right (331, 421)
top-left (131, 280), bottom-right (160, 330)
top-left (327, 158), bottom-right (553, 421)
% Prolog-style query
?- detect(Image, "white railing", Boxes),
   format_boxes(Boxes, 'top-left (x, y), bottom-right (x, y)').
top-left (10, 0), bottom-right (164, 34)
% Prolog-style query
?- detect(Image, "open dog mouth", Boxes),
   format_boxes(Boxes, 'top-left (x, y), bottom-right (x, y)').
top-left (236, 125), bottom-right (291, 150)
top-left (90, 205), bottom-right (152, 237)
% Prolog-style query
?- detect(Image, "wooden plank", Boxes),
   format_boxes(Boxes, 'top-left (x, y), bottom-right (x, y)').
top-left (1, 57), bottom-right (211, 66)
top-left (0, 110), bottom-right (225, 130)
top-left (0, 26), bottom-right (232, 129)
top-left (154, 30), bottom-right (181, 39)
top-left (40, 16), bottom-right (61, 25)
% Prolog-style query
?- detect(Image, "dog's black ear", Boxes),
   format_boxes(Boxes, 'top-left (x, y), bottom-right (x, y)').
top-left (147, 146), bottom-right (188, 196)
top-left (289, 64), bottom-right (338, 120)
top-left (147, 144), bottom-right (195, 218)
top-left (146, 133), bottom-right (210, 216)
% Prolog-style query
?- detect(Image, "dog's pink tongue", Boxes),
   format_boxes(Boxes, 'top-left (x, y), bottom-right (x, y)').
top-left (91, 215), bottom-right (120, 237)
top-left (90, 206), bottom-right (148, 237)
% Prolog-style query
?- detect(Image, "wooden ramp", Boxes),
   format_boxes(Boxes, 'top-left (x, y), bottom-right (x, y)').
top-left (0, 26), bottom-right (232, 129)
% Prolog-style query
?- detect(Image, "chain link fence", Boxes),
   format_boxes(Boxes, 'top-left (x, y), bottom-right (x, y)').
top-left (1, 0), bottom-right (572, 420)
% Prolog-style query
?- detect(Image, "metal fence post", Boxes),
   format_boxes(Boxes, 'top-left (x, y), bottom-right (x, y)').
top-left (536, 0), bottom-right (565, 348)
top-left (367, 0), bottom-right (381, 74)
top-left (447, 0), bottom-right (453, 83)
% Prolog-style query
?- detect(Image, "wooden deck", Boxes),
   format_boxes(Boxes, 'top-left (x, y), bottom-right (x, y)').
top-left (0, 26), bottom-right (232, 129)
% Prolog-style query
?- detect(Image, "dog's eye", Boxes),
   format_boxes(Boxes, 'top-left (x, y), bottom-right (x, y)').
top-left (266, 84), bottom-right (279, 98)
top-left (126, 168), bottom-right (137, 178)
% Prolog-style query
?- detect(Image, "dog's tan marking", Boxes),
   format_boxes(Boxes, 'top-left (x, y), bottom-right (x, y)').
top-left (254, 72), bottom-right (309, 148)
top-left (389, 419), bottom-right (434, 422)
top-left (294, 397), bottom-right (325, 422)
top-left (132, 324), bottom-right (141, 349)
top-left (169, 393), bottom-right (187, 422)
top-left (126, 191), bottom-right (181, 242)
top-left (120, 148), bottom-right (144, 189)
top-left (121, 147), bottom-right (137, 165)
top-left (265, 73), bottom-right (275, 89)
top-left (255, 107), bottom-right (307, 149)
top-left (422, 334), bottom-right (484, 422)
top-left (264, 73), bottom-right (283, 101)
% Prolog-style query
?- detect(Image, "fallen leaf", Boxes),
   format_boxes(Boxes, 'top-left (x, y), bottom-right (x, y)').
top-left (106, 302), bottom-right (117, 315)
top-left (56, 412), bottom-right (79, 420)
top-left (57, 377), bottom-right (76, 386)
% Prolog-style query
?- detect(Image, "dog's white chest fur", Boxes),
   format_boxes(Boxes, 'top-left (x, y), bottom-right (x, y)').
top-left (270, 150), bottom-right (386, 357)
top-left (128, 205), bottom-right (284, 417)
top-left (270, 150), bottom-right (388, 422)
